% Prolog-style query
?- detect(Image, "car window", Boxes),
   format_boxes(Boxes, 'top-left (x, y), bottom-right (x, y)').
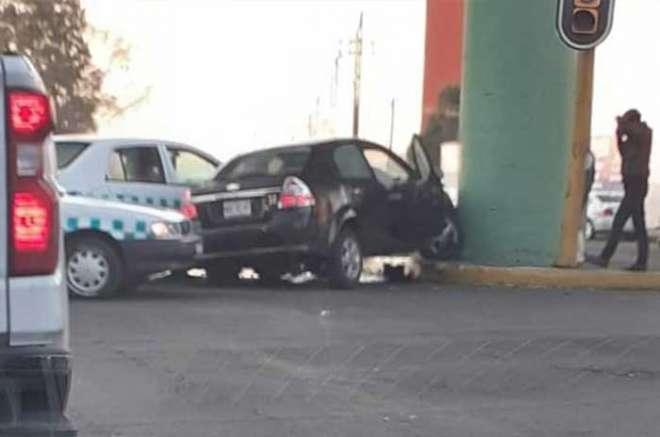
top-left (107, 151), bottom-right (126, 181)
top-left (55, 141), bottom-right (90, 169)
top-left (110, 147), bottom-right (165, 183)
top-left (363, 148), bottom-right (410, 189)
top-left (413, 141), bottom-right (432, 182)
top-left (218, 146), bottom-right (311, 180)
top-left (168, 148), bottom-right (217, 183)
top-left (333, 144), bottom-right (373, 180)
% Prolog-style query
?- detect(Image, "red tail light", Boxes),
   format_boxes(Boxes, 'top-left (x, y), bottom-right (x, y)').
top-left (278, 176), bottom-right (315, 209)
top-left (602, 208), bottom-right (614, 217)
top-left (9, 92), bottom-right (51, 139)
top-left (180, 188), bottom-right (198, 219)
top-left (7, 90), bottom-right (58, 276)
top-left (13, 192), bottom-right (50, 251)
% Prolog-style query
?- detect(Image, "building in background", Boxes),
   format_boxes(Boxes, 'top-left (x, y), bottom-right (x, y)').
top-left (421, 0), bottom-right (463, 132)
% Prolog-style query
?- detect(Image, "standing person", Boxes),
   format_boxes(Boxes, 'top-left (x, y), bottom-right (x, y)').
top-left (589, 109), bottom-right (652, 271)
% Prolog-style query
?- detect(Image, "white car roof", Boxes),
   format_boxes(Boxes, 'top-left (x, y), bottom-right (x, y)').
top-left (53, 135), bottom-right (192, 149)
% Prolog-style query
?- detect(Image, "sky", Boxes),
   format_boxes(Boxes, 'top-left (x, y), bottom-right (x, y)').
top-left (83, 0), bottom-right (425, 160)
top-left (83, 0), bottom-right (660, 174)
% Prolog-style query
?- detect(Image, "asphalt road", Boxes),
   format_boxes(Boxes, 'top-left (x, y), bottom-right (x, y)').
top-left (65, 275), bottom-right (660, 437)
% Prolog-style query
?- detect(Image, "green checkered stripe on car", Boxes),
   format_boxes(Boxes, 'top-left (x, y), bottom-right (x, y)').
top-left (70, 192), bottom-right (182, 209)
top-left (112, 194), bottom-right (182, 209)
top-left (64, 217), bottom-right (151, 240)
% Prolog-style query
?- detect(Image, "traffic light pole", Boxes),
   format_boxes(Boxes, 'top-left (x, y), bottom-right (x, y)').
top-left (557, 49), bottom-right (595, 267)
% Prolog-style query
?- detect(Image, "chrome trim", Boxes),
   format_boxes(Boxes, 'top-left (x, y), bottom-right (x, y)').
top-left (193, 186), bottom-right (281, 203)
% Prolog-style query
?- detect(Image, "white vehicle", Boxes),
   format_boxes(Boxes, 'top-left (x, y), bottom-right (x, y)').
top-left (62, 195), bottom-right (201, 299)
top-left (585, 189), bottom-right (633, 240)
top-left (55, 136), bottom-right (220, 216)
top-left (0, 54), bottom-right (71, 430)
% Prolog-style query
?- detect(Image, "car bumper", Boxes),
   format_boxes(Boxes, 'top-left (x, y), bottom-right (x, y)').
top-left (198, 209), bottom-right (321, 261)
top-left (0, 349), bottom-right (72, 422)
top-left (592, 216), bottom-right (634, 233)
top-left (122, 235), bottom-right (202, 277)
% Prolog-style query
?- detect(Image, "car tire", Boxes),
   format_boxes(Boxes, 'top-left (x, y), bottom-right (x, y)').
top-left (205, 261), bottom-right (241, 286)
top-left (420, 208), bottom-right (463, 261)
top-left (328, 228), bottom-right (363, 289)
top-left (585, 219), bottom-right (595, 241)
top-left (66, 236), bottom-right (123, 299)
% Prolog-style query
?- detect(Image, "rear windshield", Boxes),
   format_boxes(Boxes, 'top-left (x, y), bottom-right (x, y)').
top-left (597, 194), bottom-right (623, 203)
top-left (56, 141), bottom-right (90, 169)
top-left (217, 146), bottom-right (311, 180)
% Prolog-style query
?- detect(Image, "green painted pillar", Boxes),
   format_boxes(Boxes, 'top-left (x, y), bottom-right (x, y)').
top-left (458, 0), bottom-right (577, 267)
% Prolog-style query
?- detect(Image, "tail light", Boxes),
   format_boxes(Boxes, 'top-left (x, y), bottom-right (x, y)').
top-left (180, 188), bottom-right (198, 220)
top-left (7, 90), bottom-right (58, 276)
top-left (601, 208), bottom-right (614, 217)
top-left (278, 176), bottom-right (315, 209)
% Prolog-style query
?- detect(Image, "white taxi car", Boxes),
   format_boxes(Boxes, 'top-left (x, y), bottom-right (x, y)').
top-left (55, 136), bottom-right (220, 216)
top-left (62, 195), bottom-right (201, 299)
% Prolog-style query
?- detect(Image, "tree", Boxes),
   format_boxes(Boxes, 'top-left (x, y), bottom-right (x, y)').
top-left (421, 85), bottom-right (461, 171)
top-left (0, 0), bottom-right (115, 133)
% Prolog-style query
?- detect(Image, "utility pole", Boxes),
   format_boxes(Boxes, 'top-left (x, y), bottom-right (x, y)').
top-left (331, 48), bottom-right (342, 107)
top-left (389, 98), bottom-right (395, 149)
top-left (557, 49), bottom-right (595, 266)
top-left (350, 12), bottom-right (363, 138)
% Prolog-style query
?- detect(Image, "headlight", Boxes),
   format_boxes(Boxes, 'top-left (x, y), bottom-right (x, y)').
top-left (150, 222), bottom-right (180, 239)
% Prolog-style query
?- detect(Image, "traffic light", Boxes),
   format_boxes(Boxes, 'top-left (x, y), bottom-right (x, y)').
top-left (557, 0), bottom-right (615, 50)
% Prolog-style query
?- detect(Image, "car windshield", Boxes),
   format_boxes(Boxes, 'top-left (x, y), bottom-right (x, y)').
top-left (217, 147), bottom-right (311, 180)
top-left (55, 141), bottom-right (90, 169)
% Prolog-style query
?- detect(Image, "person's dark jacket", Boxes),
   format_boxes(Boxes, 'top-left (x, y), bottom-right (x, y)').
top-left (617, 122), bottom-right (652, 178)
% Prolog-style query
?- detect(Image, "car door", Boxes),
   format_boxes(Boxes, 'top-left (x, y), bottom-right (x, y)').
top-left (330, 143), bottom-right (394, 254)
top-left (403, 135), bottom-right (448, 244)
top-left (360, 143), bottom-right (418, 252)
top-left (162, 145), bottom-right (219, 186)
top-left (105, 145), bottom-right (185, 209)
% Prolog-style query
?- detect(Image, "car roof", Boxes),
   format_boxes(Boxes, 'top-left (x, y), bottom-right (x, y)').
top-left (53, 135), bottom-right (189, 147)
top-left (53, 135), bottom-right (220, 164)
top-left (227, 138), bottom-right (386, 161)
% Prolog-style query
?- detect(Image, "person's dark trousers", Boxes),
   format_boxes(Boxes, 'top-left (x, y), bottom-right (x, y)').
top-left (600, 176), bottom-right (649, 267)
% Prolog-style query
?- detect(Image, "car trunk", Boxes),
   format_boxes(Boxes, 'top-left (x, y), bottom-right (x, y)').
top-left (193, 175), bottom-right (286, 229)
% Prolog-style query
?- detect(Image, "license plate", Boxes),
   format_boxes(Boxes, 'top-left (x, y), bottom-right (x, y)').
top-left (223, 199), bottom-right (252, 218)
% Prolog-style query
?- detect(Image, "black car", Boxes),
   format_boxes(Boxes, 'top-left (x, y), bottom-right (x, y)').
top-left (192, 135), bottom-right (461, 288)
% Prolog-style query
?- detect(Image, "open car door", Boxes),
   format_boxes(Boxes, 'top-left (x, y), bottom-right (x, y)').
top-left (405, 135), bottom-right (462, 259)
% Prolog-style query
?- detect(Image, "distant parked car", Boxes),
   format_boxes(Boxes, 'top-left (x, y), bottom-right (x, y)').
top-left (193, 135), bottom-right (461, 288)
top-left (55, 136), bottom-right (220, 217)
top-left (62, 195), bottom-right (201, 298)
top-left (585, 188), bottom-right (633, 240)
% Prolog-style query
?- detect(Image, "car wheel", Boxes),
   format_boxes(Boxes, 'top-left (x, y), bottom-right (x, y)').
top-left (420, 211), bottom-right (462, 261)
top-left (584, 219), bottom-right (595, 240)
top-left (66, 236), bottom-right (123, 299)
top-left (329, 228), bottom-right (363, 289)
top-left (205, 261), bottom-right (241, 286)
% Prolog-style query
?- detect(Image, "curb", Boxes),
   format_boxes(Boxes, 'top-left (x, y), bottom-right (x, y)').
top-left (420, 262), bottom-right (660, 290)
